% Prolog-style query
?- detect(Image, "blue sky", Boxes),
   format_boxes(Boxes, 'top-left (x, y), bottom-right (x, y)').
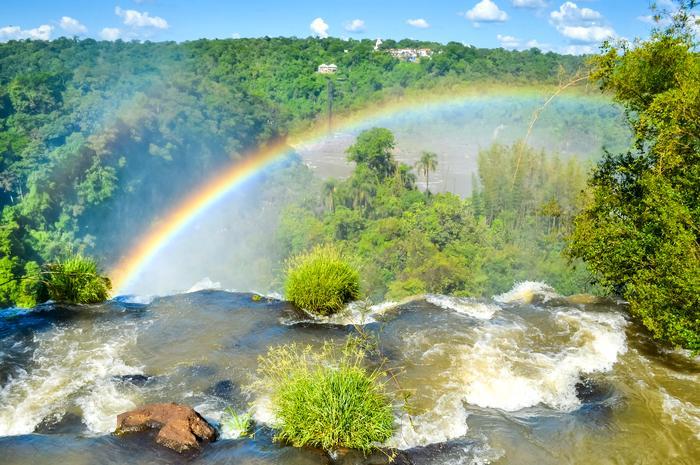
top-left (0, 1), bottom-right (686, 54)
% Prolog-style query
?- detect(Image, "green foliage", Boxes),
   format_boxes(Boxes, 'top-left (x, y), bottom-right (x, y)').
top-left (44, 254), bottom-right (111, 304)
top-left (257, 339), bottom-right (394, 453)
top-left (0, 207), bottom-right (40, 307)
top-left (280, 129), bottom-right (596, 301)
top-left (221, 407), bottom-right (253, 439)
top-left (346, 127), bottom-right (397, 181)
top-left (0, 37), bottom-right (588, 307)
top-left (285, 244), bottom-right (361, 316)
top-left (569, 4), bottom-right (700, 351)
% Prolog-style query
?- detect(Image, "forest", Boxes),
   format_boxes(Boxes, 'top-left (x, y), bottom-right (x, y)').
top-left (0, 3), bottom-right (699, 464)
top-left (0, 36), bottom-right (585, 307)
top-left (277, 131), bottom-right (592, 301)
top-left (0, 16), bottom-right (698, 351)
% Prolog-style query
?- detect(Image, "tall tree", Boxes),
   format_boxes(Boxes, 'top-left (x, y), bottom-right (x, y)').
top-left (416, 151), bottom-right (438, 193)
top-left (568, 1), bottom-right (700, 351)
top-left (346, 128), bottom-right (397, 181)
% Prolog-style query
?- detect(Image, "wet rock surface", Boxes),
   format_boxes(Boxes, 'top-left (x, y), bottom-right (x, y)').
top-left (208, 379), bottom-right (240, 401)
top-left (34, 412), bottom-right (85, 435)
top-left (115, 403), bottom-right (217, 453)
top-left (575, 377), bottom-right (614, 404)
top-left (114, 374), bottom-right (152, 386)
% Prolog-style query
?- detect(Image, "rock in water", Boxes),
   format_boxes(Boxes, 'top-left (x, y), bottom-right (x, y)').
top-left (115, 403), bottom-right (217, 453)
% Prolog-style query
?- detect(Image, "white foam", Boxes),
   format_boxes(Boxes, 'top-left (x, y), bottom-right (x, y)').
top-left (461, 309), bottom-right (627, 412)
top-left (426, 295), bottom-right (498, 320)
top-left (77, 379), bottom-right (137, 433)
top-left (0, 322), bottom-right (142, 435)
top-left (251, 394), bottom-right (277, 426)
top-left (494, 281), bottom-right (559, 304)
top-left (186, 277), bottom-right (222, 293)
top-left (660, 388), bottom-right (700, 439)
top-left (389, 393), bottom-right (469, 449)
top-left (114, 294), bottom-right (156, 305)
top-left (282, 300), bottom-right (401, 326)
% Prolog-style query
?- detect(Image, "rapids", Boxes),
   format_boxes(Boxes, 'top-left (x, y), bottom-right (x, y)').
top-left (0, 283), bottom-right (698, 464)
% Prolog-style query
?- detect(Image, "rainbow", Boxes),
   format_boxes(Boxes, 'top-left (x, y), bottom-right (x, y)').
top-left (110, 85), bottom-right (603, 294)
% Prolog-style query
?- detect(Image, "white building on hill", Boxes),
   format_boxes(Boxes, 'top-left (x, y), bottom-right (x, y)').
top-left (317, 63), bottom-right (338, 74)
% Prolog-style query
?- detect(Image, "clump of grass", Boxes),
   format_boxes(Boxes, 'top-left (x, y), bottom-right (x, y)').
top-left (44, 254), bottom-right (111, 304)
top-left (257, 338), bottom-right (394, 453)
top-left (285, 244), bottom-right (360, 316)
top-left (221, 406), bottom-right (253, 438)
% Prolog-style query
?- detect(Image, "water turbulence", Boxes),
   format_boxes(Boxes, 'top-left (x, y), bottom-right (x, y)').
top-left (1, 283), bottom-right (698, 464)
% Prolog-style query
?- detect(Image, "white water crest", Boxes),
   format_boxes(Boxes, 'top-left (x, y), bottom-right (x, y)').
top-left (494, 281), bottom-right (559, 304)
top-left (660, 388), bottom-right (700, 440)
top-left (281, 299), bottom-right (404, 326)
top-left (0, 321), bottom-right (141, 435)
top-left (426, 295), bottom-right (498, 320)
top-left (389, 393), bottom-right (469, 449)
top-left (186, 277), bottom-right (223, 293)
top-left (460, 309), bottom-right (627, 411)
top-left (113, 294), bottom-right (157, 305)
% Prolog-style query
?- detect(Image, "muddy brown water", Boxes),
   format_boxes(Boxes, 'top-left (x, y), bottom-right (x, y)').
top-left (0, 283), bottom-right (698, 464)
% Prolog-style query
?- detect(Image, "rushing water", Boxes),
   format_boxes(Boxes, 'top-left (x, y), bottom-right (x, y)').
top-left (1, 282), bottom-right (698, 464)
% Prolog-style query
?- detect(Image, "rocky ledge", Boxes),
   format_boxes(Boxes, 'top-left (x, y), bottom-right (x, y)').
top-left (115, 403), bottom-right (217, 453)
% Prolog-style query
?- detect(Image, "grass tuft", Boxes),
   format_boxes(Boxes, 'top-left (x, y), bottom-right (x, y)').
top-left (221, 406), bottom-right (253, 438)
top-left (44, 254), bottom-right (111, 304)
top-left (285, 244), bottom-right (360, 316)
top-left (257, 338), bottom-right (394, 453)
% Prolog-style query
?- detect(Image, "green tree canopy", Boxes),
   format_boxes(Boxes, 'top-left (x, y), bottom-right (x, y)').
top-left (346, 127), bottom-right (397, 181)
top-left (568, 2), bottom-right (700, 351)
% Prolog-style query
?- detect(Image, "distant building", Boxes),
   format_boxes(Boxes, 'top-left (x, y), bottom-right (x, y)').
top-left (374, 38), bottom-right (383, 51)
top-left (317, 63), bottom-right (338, 74)
top-left (387, 48), bottom-right (433, 62)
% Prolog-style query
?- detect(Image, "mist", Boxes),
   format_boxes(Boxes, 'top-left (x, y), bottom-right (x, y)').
top-left (119, 96), bottom-right (630, 296)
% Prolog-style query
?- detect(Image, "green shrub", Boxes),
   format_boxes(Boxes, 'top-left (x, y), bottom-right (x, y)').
top-left (257, 339), bottom-right (394, 453)
top-left (44, 255), bottom-right (111, 304)
top-left (285, 245), bottom-right (360, 316)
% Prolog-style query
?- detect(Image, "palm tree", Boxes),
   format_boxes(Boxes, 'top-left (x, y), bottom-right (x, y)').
top-left (415, 151), bottom-right (438, 193)
top-left (322, 180), bottom-right (337, 212)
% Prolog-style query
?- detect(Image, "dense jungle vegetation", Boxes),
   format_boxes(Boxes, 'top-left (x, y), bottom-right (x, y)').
top-left (568, 4), bottom-right (700, 351)
top-left (0, 36), bottom-right (584, 307)
top-left (277, 130), bottom-right (592, 301)
top-left (0, 10), bottom-right (697, 352)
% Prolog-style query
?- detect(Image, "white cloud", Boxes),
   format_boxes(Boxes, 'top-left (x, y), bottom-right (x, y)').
top-left (525, 39), bottom-right (549, 49)
top-left (59, 16), bottom-right (87, 34)
top-left (512, 0), bottom-right (546, 8)
top-left (407, 18), bottom-right (430, 28)
top-left (465, 0), bottom-right (508, 23)
top-left (0, 24), bottom-right (53, 41)
top-left (100, 27), bottom-right (121, 41)
top-left (231, 32), bottom-right (241, 39)
top-left (115, 7), bottom-right (168, 29)
top-left (344, 19), bottom-right (365, 32)
top-left (497, 34), bottom-right (550, 51)
top-left (310, 17), bottom-right (329, 38)
top-left (561, 44), bottom-right (595, 55)
top-left (550, 2), bottom-right (614, 44)
top-left (558, 25), bottom-right (614, 42)
top-left (550, 2), bottom-right (601, 24)
top-left (497, 34), bottom-right (520, 48)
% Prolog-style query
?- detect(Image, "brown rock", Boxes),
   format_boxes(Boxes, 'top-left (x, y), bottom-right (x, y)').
top-left (115, 403), bottom-right (217, 453)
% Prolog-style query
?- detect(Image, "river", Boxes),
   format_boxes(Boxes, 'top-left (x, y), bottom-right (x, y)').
top-left (0, 282), bottom-right (697, 464)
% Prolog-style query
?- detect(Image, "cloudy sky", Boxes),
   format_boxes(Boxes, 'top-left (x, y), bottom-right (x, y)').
top-left (0, 1), bottom-right (692, 54)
